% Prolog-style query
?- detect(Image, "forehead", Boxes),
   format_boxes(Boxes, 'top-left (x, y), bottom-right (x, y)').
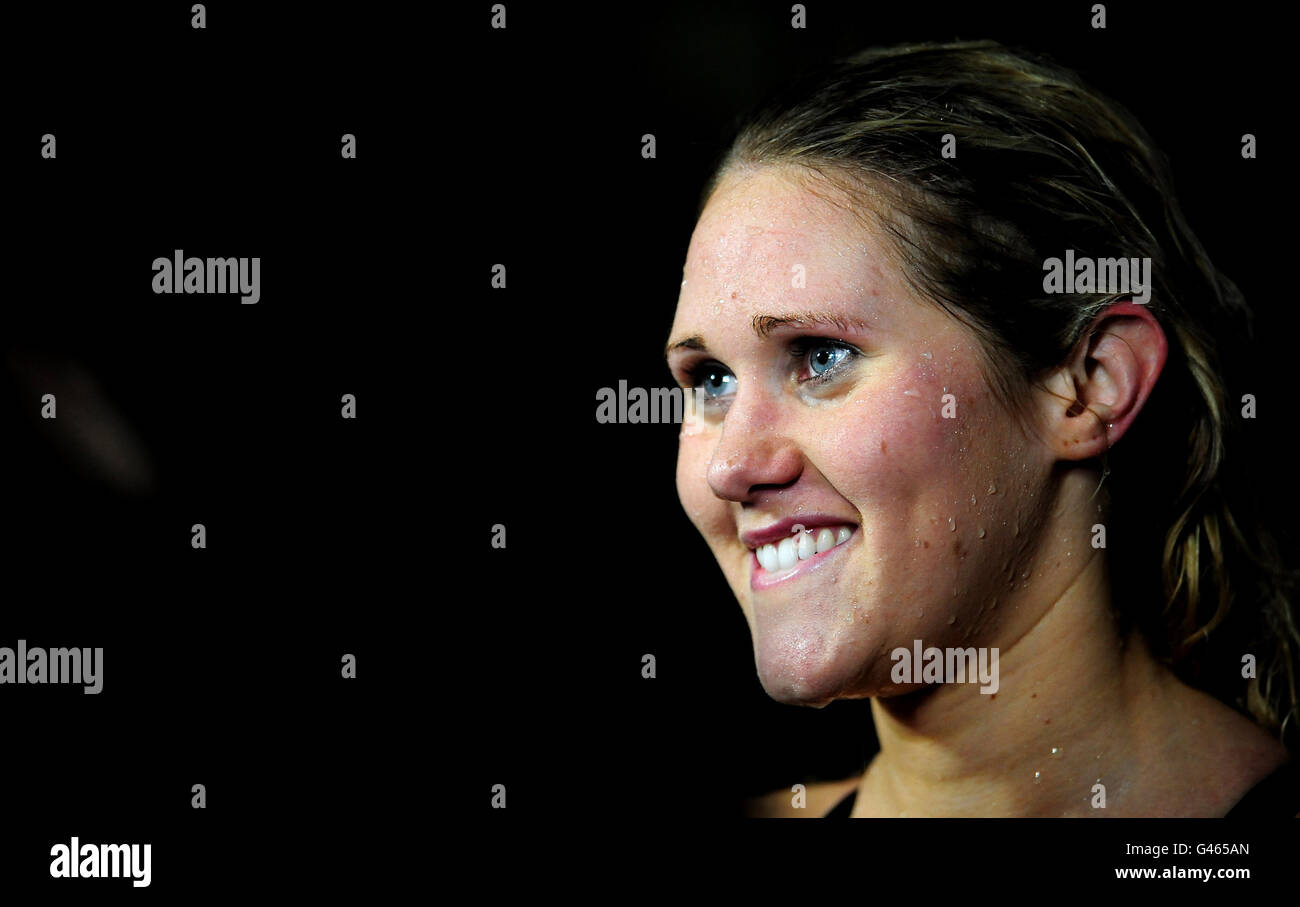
top-left (679, 165), bottom-right (904, 318)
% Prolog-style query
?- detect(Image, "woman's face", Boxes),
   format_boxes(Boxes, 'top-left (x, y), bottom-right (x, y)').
top-left (667, 164), bottom-right (1056, 707)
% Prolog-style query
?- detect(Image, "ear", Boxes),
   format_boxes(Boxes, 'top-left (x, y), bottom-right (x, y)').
top-left (1036, 301), bottom-right (1167, 460)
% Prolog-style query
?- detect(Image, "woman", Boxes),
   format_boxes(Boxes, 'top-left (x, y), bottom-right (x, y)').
top-left (664, 40), bottom-right (1300, 817)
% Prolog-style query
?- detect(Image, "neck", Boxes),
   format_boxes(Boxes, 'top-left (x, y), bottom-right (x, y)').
top-left (862, 502), bottom-right (1194, 816)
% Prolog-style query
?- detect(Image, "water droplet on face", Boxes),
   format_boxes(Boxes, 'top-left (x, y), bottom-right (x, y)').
top-left (922, 351), bottom-right (932, 359)
top-left (987, 482), bottom-right (997, 495)
top-left (948, 517), bottom-right (956, 531)
top-left (903, 388), bottom-right (921, 397)
top-left (1033, 771), bottom-right (1041, 784)
top-left (947, 615), bottom-right (956, 625)
top-left (1013, 522), bottom-right (1019, 537)
top-left (978, 528), bottom-right (986, 538)
top-left (1051, 747), bottom-right (1061, 756)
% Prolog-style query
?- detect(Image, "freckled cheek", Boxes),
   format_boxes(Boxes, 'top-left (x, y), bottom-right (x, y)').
top-left (812, 396), bottom-right (957, 508)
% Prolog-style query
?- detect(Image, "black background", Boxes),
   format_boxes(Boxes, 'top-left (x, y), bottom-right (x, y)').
top-left (2, 0), bottom-right (1297, 895)
top-left (3, 2), bottom-right (423, 897)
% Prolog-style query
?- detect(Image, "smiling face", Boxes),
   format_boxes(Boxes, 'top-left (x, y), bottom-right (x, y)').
top-left (667, 164), bottom-right (1058, 707)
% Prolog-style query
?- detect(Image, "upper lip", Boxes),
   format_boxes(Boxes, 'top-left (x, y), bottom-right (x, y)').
top-left (740, 515), bottom-right (858, 550)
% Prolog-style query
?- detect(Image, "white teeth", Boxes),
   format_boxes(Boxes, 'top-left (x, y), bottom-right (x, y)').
top-left (797, 531), bottom-right (816, 560)
top-left (755, 525), bottom-right (855, 571)
top-left (816, 528), bottom-right (836, 553)
top-left (777, 537), bottom-right (797, 569)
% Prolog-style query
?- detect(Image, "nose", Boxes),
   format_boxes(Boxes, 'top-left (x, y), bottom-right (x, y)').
top-left (705, 389), bottom-right (803, 502)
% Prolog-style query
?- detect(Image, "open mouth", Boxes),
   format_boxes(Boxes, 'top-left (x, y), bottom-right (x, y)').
top-left (751, 525), bottom-right (856, 588)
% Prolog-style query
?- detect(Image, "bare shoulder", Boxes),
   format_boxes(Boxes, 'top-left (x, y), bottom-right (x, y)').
top-left (1169, 680), bottom-right (1291, 814)
top-left (742, 774), bottom-right (863, 818)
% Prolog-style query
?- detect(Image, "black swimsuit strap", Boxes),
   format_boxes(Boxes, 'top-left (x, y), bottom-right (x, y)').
top-left (824, 787), bottom-right (856, 818)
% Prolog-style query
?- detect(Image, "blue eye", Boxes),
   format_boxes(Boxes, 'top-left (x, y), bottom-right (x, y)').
top-left (808, 343), bottom-right (851, 376)
top-left (792, 339), bottom-right (859, 384)
top-left (693, 364), bottom-right (737, 398)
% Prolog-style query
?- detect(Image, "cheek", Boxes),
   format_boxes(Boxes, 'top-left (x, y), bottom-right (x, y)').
top-left (816, 364), bottom-right (975, 508)
top-left (812, 363), bottom-right (1015, 606)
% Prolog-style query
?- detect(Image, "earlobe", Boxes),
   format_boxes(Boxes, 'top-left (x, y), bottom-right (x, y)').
top-left (1044, 301), bottom-right (1167, 461)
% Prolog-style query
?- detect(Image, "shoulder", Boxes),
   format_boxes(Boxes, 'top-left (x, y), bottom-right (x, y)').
top-left (1167, 681), bottom-right (1293, 815)
top-left (742, 775), bottom-right (862, 818)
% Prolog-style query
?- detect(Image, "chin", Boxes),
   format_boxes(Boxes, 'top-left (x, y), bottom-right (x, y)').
top-left (752, 625), bottom-right (873, 708)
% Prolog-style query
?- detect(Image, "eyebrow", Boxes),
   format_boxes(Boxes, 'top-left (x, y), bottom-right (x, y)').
top-left (663, 310), bottom-right (871, 360)
top-left (751, 311), bottom-right (871, 339)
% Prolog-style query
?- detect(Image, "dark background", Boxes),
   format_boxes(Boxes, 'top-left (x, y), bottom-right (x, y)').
top-left (2, 0), bottom-right (1297, 892)
top-left (2, 2), bottom-right (428, 897)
